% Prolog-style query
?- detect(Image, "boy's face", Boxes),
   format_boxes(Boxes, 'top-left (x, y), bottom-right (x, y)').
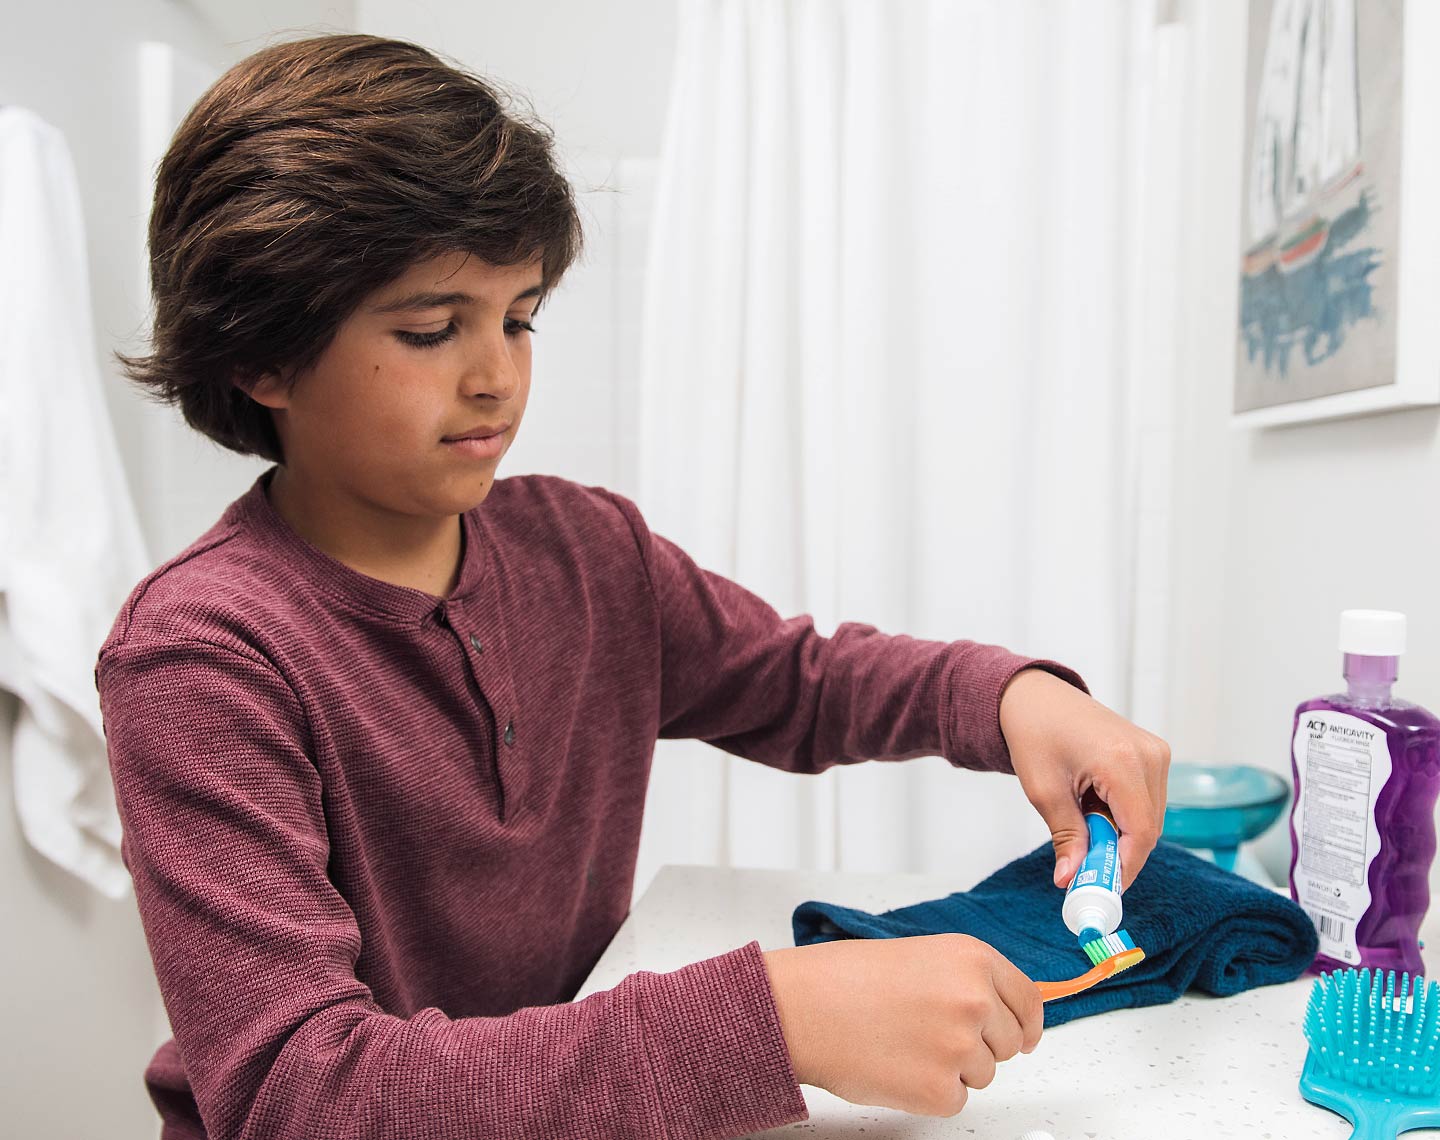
top-left (248, 249), bottom-right (543, 519)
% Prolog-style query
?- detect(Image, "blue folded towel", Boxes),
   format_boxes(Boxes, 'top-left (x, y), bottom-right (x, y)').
top-left (792, 840), bottom-right (1318, 1026)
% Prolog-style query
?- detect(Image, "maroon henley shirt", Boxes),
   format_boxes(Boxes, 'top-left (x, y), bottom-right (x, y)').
top-left (95, 468), bottom-right (1082, 1139)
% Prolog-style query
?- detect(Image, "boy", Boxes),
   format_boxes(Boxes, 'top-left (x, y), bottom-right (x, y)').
top-left (100, 33), bottom-right (1169, 1140)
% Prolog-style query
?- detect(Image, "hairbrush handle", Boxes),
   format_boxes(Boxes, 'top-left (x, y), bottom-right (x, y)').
top-left (1304, 1056), bottom-right (1440, 1138)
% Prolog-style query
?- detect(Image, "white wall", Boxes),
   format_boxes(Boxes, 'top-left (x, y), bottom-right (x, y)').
top-left (1, 5), bottom-right (353, 1137)
top-left (1168, 0), bottom-right (1440, 888)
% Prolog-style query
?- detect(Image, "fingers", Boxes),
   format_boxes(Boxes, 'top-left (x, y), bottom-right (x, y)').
top-left (790, 933), bottom-right (1048, 1118)
top-left (777, 938), bottom-right (978, 1115)
top-left (990, 954), bottom-right (1045, 1055)
top-left (977, 1011), bottom-right (1025, 1072)
top-left (1028, 780), bottom-right (1090, 889)
top-left (912, 1071), bottom-right (969, 1117)
top-left (1103, 732), bottom-right (1171, 889)
top-left (924, 980), bottom-right (1032, 1116)
top-left (1004, 673), bottom-right (1173, 890)
top-left (951, 959), bottom-right (1040, 1102)
top-left (955, 1037), bottom-right (999, 1092)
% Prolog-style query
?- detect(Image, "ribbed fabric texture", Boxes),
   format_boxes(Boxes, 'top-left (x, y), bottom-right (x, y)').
top-left (96, 468), bottom-right (1080, 1139)
top-left (792, 840), bottom-right (1319, 1027)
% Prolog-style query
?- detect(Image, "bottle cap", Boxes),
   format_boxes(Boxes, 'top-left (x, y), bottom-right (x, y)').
top-left (1339, 610), bottom-right (1406, 656)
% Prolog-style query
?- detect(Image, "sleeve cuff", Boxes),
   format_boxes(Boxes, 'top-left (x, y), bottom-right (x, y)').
top-left (939, 646), bottom-right (1089, 774)
top-left (632, 941), bottom-right (808, 1138)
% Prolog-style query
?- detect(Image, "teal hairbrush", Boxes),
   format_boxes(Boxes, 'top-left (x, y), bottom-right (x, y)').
top-left (1300, 968), bottom-right (1440, 1139)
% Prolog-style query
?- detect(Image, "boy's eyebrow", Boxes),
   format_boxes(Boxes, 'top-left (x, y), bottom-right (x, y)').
top-left (370, 283), bottom-right (544, 314)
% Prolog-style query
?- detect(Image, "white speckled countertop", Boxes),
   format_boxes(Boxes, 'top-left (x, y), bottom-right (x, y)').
top-left (576, 864), bottom-right (1440, 1140)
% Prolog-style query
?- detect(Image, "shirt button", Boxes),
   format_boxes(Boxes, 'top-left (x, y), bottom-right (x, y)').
top-left (469, 634), bottom-right (483, 654)
top-left (503, 720), bottom-right (516, 746)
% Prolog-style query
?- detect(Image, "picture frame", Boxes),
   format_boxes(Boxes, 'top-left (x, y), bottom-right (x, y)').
top-left (1232, 0), bottom-right (1440, 426)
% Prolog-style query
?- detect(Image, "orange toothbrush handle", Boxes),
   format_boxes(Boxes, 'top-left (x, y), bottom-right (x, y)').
top-left (1036, 959), bottom-right (1118, 1002)
top-left (1035, 948), bottom-right (1146, 1002)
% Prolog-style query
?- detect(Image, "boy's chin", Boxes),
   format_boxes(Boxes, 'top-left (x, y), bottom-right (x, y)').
top-left (437, 469), bottom-right (501, 515)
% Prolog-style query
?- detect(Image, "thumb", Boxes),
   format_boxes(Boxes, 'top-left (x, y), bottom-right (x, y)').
top-left (1044, 798), bottom-right (1090, 890)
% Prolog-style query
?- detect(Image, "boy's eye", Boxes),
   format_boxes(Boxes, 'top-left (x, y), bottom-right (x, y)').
top-left (395, 322), bottom-right (457, 348)
top-left (393, 318), bottom-right (538, 349)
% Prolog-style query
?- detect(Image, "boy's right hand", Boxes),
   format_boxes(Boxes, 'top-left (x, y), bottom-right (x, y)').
top-left (761, 934), bottom-right (1042, 1116)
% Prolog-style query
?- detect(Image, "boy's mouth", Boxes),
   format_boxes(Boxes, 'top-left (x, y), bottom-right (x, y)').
top-left (442, 421), bottom-right (510, 461)
top-left (441, 420), bottom-right (511, 443)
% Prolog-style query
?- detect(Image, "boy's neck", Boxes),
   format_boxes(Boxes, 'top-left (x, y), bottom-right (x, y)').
top-left (265, 466), bottom-right (464, 598)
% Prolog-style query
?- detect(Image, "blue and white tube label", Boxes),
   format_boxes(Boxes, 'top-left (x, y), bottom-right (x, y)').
top-left (1074, 811), bottom-right (1121, 892)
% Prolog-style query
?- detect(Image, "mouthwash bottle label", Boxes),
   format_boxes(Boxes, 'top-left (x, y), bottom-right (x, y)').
top-left (1293, 710), bottom-right (1391, 964)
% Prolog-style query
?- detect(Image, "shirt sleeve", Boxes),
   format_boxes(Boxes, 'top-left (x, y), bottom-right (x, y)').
top-left (603, 490), bottom-right (1088, 775)
top-left (96, 636), bottom-right (807, 1140)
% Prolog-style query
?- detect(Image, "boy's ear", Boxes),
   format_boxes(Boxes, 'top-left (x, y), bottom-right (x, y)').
top-left (235, 369), bottom-right (290, 410)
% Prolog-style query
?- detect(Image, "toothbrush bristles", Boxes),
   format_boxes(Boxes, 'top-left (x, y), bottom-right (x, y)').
top-left (1082, 928), bottom-right (1136, 965)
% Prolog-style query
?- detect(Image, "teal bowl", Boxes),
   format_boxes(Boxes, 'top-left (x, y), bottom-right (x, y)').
top-left (1162, 763), bottom-right (1291, 851)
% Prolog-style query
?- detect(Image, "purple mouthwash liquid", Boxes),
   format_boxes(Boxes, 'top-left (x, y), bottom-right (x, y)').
top-left (1289, 610), bottom-right (1440, 977)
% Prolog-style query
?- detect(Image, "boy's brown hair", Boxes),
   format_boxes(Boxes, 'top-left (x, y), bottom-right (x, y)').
top-left (117, 33), bottom-right (584, 464)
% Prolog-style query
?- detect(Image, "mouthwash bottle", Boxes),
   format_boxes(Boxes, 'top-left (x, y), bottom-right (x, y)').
top-left (1289, 610), bottom-right (1440, 976)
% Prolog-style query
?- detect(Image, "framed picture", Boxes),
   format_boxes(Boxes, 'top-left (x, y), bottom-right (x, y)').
top-left (1233, 0), bottom-right (1440, 426)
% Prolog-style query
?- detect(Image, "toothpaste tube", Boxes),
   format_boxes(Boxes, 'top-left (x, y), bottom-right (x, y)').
top-left (1061, 799), bottom-right (1123, 949)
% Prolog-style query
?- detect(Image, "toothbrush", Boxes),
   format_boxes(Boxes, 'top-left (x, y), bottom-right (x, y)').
top-left (1036, 945), bottom-right (1146, 1002)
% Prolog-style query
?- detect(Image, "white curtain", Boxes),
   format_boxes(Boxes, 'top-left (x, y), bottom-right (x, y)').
top-left (633, 0), bottom-right (1188, 895)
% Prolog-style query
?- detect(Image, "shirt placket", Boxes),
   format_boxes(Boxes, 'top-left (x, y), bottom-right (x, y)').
top-left (436, 590), bottom-right (522, 822)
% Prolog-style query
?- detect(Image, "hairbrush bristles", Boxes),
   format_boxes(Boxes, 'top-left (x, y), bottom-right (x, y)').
top-left (1081, 928), bottom-right (1135, 966)
top-left (1303, 968), bottom-right (1440, 1100)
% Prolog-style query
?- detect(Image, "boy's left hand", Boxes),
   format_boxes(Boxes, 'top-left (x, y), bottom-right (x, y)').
top-left (997, 667), bottom-right (1170, 892)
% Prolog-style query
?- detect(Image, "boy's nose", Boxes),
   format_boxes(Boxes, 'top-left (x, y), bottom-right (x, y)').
top-left (459, 354), bottom-right (521, 401)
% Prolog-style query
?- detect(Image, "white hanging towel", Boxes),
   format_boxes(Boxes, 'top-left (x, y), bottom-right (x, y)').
top-left (0, 105), bottom-right (150, 898)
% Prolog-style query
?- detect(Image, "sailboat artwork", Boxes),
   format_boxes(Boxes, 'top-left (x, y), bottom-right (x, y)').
top-left (1235, 0), bottom-right (1407, 420)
